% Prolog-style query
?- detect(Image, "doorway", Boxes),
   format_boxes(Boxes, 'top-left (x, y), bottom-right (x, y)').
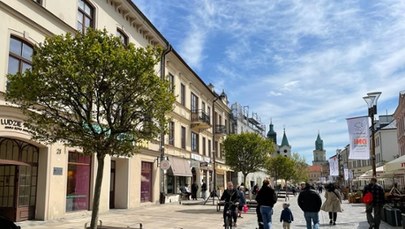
top-left (0, 137), bottom-right (39, 222)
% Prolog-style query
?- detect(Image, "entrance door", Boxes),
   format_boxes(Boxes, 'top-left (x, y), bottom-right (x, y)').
top-left (109, 161), bottom-right (116, 209)
top-left (0, 165), bottom-right (33, 222)
top-left (0, 165), bottom-right (17, 221)
top-left (0, 137), bottom-right (39, 222)
top-left (16, 165), bottom-right (33, 221)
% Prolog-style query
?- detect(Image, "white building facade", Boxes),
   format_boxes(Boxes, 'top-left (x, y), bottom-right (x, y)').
top-left (0, 0), bottom-right (232, 222)
top-left (229, 103), bottom-right (267, 189)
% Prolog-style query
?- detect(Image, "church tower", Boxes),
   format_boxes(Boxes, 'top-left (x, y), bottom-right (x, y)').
top-left (279, 128), bottom-right (291, 157)
top-left (313, 132), bottom-right (327, 165)
top-left (266, 121), bottom-right (277, 145)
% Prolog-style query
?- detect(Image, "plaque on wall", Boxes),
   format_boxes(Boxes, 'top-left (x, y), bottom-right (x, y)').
top-left (53, 167), bottom-right (63, 175)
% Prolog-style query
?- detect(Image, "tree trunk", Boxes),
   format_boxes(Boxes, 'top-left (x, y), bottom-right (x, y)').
top-left (90, 152), bottom-right (106, 229)
top-left (243, 173), bottom-right (248, 189)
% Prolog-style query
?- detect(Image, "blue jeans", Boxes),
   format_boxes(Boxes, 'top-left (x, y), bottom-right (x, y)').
top-left (304, 212), bottom-right (319, 229)
top-left (260, 205), bottom-right (273, 229)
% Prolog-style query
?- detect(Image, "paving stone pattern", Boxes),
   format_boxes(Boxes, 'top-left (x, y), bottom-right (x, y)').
top-left (17, 194), bottom-right (401, 229)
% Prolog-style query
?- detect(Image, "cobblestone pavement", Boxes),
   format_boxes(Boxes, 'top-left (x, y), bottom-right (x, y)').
top-left (17, 194), bottom-right (401, 229)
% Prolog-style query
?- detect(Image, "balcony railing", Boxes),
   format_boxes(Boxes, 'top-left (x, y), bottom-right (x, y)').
top-left (214, 125), bottom-right (227, 136)
top-left (191, 109), bottom-right (211, 130)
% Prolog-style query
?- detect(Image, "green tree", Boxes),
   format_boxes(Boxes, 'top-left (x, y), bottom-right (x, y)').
top-left (290, 152), bottom-right (309, 183)
top-left (223, 132), bottom-right (274, 186)
top-left (266, 155), bottom-right (295, 187)
top-left (6, 29), bottom-right (175, 229)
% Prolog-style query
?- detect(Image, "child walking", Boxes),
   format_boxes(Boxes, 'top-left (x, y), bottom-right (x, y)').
top-left (280, 203), bottom-right (294, 229)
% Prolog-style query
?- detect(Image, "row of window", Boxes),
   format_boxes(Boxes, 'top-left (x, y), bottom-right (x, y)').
top-left (8, 0), bottom-right (130, 78)
top-left (168, 73), bottom-right (228, 127)
top-left (168, 121), bottom-right (220, 158)
top-left (9, 1), bottom-right (227, 160)
top-left (77, 0), bottom-right (128, 46)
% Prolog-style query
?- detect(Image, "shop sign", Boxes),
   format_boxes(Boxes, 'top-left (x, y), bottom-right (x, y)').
top-left (0, 118), bottom-right (33, 135)
top-left (191, 153), bottom-right (203, 161)
top-left (190, 160), bottom-right (200, 168)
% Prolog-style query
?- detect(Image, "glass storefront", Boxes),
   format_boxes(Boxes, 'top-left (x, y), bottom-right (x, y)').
top-left (140, 161), bottom-right (153, 202)
top-left (217, 174), bottom-right (225, 190)
top-left (166, 175), bottom-right (187, 194)
top-left (66, 151), bottom-right (91, 211)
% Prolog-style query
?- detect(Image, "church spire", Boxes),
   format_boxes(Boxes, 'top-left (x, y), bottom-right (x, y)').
top-left (266, 119), bottom-right (277, 145)
top-left (315, 132), bottom-right (323, 150)
top-left (281, 128), bottom-right (290, 147)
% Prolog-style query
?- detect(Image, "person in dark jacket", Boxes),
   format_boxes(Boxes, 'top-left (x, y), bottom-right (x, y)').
top-left (363, 177), bottom-right (385, 229)
top-left (237, 186), bottom-right (246, 218)
top-left (297, 182), bottom-right (322, 229)
top-left (220, 181), bottom-right (240, 227)
top-left (191, 182), bottom-right (198, 200)
top-left (201, 180), bottom-right (207, 200)
top-left (255, 179), bottom-right (277, 229)
top-left (280, 202), bottom-right (294, 229)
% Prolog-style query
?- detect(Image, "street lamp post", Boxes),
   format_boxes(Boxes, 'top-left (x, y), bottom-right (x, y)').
top-left (336, 149), bottom-right (342, 187)
top-left (211, 92), bottom-right (226, 202)
top-left (363, 92), bottom-right (382, 178)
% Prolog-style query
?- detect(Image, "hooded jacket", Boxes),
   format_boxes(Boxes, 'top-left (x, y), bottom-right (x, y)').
top-left (298, 187), bottom-right (322, 212)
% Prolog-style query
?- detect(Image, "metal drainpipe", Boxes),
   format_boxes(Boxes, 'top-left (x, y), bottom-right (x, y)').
top-left (159, 44), bottom-right (172, 202)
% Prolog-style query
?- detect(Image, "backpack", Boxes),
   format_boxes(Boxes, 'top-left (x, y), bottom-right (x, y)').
top-left (363, 192), bottom-right (373, 205)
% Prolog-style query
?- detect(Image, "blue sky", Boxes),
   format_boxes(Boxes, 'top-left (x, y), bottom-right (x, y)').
top-left (134, 0), bottom-right (405, 164)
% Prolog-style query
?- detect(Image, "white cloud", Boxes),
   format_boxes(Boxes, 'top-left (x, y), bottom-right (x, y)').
top-left (135, 0), bottom-right (405, 163)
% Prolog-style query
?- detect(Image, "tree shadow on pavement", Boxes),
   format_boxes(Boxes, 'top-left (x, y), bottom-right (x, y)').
top-left (176, 208), bottom-right (221, 215)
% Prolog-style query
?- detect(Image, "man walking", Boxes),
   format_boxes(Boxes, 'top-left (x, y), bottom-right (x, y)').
top-left (364, 178), bottom-right (385, 229)
top-left (298, 182), bottom-right (322, 229)
top-left (256, 179), bottom-right (277, 229)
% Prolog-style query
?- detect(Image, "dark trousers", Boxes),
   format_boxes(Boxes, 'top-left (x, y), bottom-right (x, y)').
top-left (366, 204), bottom-right (383, 229)
top-left (223, 206), bottom-right (237, 225)
top-left (328, 212), bottom-right (337, 222)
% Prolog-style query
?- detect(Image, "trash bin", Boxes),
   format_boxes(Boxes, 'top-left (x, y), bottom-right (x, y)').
top-left (159, 192), bottom-right (166, 204)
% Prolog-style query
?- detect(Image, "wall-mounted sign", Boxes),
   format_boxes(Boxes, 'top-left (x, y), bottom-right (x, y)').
top-left (0, 118), bottom-right (33, 135)
top-left (53, 167), bottom-right (63, 175)
top-left (160, 160), bottom-right (170, 170)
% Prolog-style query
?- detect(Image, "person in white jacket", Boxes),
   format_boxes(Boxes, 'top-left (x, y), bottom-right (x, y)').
top-left (321, 183), bottom-right (342, 225)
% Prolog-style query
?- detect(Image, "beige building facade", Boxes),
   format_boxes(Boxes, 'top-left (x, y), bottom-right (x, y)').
top-left (0, 0), bottom-right (231, 223)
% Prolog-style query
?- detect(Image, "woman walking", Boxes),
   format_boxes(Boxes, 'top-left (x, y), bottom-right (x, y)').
top-left (321, 183), bottom-right (342, 225)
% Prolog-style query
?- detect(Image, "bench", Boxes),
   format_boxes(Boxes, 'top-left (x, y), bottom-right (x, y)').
top-left (217, 200), bottom-right (257, 212)
top-left (246, 200), bottom-right (257, 208)
top-left (277, 190), bottom-right (289, 200)
top-left (217, 200), bottom-right (225, 212)
top-left (178, 191), bottom-right (190, 204)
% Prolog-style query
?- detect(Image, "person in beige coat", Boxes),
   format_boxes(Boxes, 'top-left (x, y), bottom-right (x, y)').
top-left (321, 183), bottom-right (342, 225)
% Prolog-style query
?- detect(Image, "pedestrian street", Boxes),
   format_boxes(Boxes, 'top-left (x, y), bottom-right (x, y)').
top-left (16, 193), bottom-right (401, 229)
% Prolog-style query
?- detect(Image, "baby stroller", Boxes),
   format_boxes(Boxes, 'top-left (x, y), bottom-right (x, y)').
top-left (256, 205), bottom-right (264, 229)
